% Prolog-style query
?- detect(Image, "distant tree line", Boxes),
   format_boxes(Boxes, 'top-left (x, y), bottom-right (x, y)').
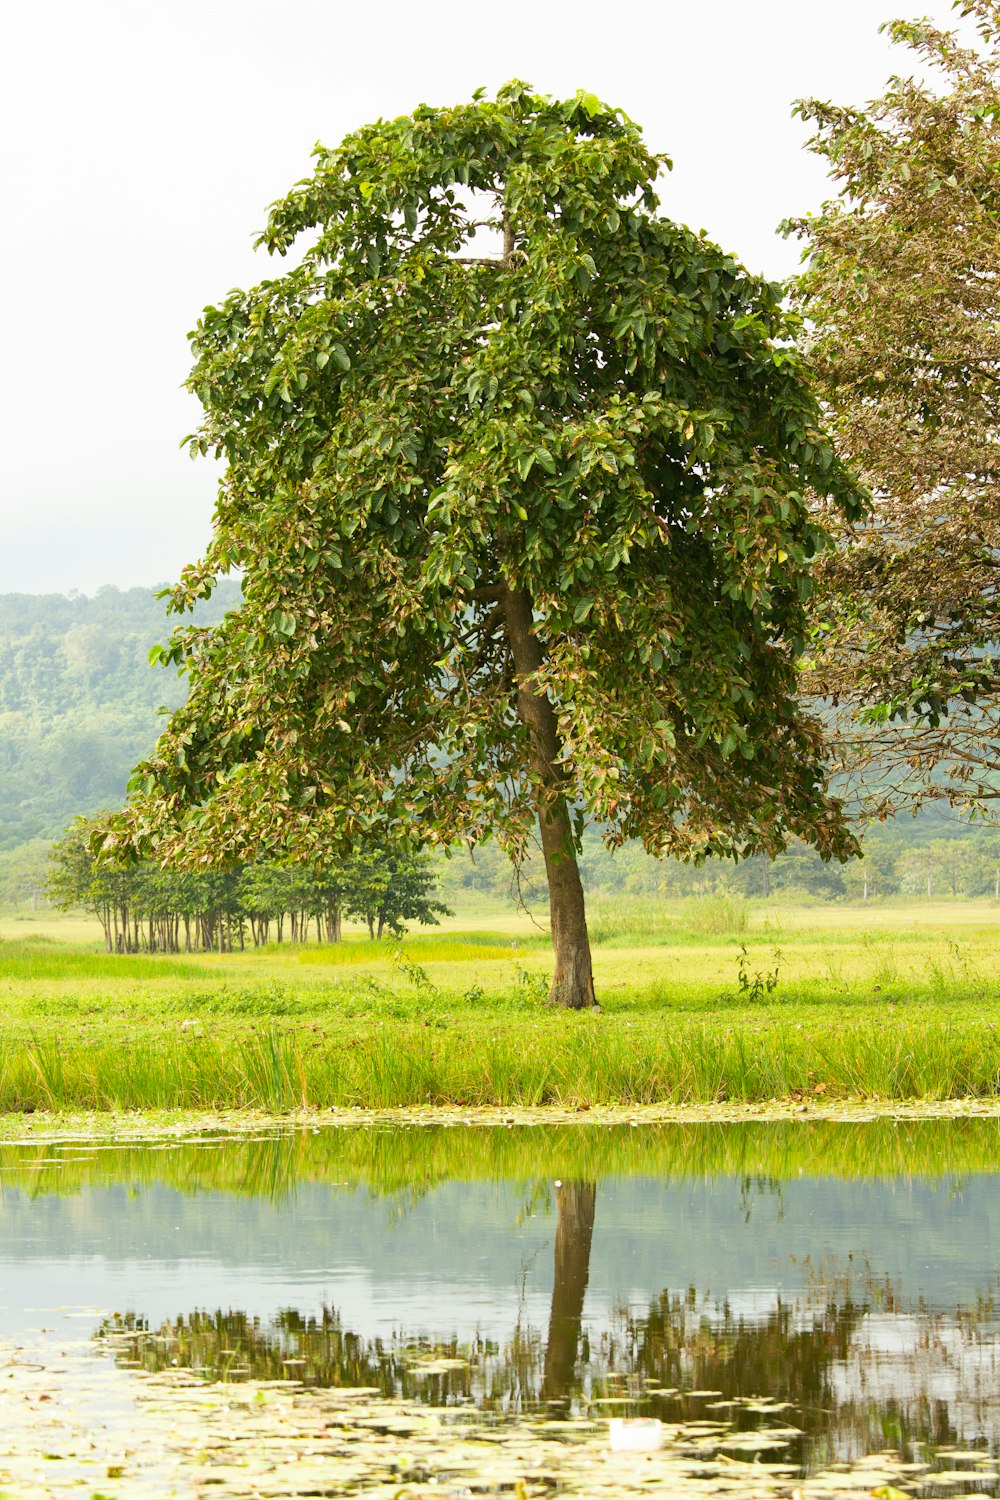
top-left (31, 813), bottom-right (1000, 936)
top-left (439, 820), bottom-right (1000, 909)
top-left (46, 816), bottom-right (449, 954)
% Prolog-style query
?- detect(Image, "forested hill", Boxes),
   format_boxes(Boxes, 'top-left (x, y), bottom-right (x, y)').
top-left (0, 582), bottom-right (241, 850)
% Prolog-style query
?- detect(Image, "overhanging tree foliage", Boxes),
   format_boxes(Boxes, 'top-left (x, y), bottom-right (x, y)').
top-left (109, 83), bottom-right (863, 1006)
top-left (788, 2), bottom-right (1000, 815)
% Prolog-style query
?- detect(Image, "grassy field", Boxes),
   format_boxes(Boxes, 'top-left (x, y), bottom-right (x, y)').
top-left (1, 897), bottom-right (999, 1111)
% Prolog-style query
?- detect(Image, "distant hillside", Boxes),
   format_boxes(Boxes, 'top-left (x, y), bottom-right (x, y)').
top-left (0, 582), bottom-right (241, 850)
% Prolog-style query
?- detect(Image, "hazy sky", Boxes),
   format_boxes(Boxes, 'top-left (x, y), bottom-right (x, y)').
top-left (0, 0), bottom-right (961, 596)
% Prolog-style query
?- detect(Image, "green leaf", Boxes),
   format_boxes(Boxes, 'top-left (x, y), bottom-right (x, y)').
top-left (330, 343), bottom-right (351, 372)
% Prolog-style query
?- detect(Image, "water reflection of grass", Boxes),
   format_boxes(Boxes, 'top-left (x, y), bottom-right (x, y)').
top-left (5, 1118), bottom-right (1000, 1201)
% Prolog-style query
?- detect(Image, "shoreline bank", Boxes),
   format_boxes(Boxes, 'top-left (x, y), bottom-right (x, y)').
top-left (2, 1095), bottom-right (1000, 1144)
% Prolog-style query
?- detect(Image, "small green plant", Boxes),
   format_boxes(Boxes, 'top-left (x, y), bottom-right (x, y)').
top-left (823, 953), bottom-right (847, 991)
top-left (390, 947), bottom-right (438, 995)
top-left (736, 945), bottom-right (782, 1003)
top-left (238, 1028), bottom-right (306, 1111)
top-left (27, 1029), bottom-right (66, 1108)
top-left (863, 936), bottom-right (900, 990)
top-left (513, 964), bottom-right (550, 1005)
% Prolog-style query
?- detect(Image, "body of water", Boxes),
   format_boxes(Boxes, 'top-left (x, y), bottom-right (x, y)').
top-left (1, 1118), bottom-right (999, 1491)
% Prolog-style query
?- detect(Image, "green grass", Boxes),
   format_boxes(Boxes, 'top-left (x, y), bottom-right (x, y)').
top-left (293, 930), bottom-right (547, 965)
top-left (1, 902), bottom-right (1000, 1111)
top-left (5, 1011), bottom-right (1000, 1114)
top-left (0, 939), bottom-right (214, 982)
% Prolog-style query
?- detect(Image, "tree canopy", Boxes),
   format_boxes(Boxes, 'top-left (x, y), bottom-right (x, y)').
top-left (788, 1), bottom-right (1000, 815)
top-left (109, 83), bottom-right (863, 1004)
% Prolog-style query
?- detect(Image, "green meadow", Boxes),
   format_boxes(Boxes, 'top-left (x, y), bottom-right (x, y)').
top-left (1, 898), bottom-right (999, 1113)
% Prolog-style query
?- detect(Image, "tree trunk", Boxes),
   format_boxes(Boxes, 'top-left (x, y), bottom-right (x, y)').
top-left (501, 584), bottom-right (595, 1009)
top-left (542, 1181), bottom-right (597, 1405)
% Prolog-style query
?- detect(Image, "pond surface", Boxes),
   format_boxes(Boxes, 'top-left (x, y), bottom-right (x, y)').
top-left (2, 1118), bottom-right (1000, 1495)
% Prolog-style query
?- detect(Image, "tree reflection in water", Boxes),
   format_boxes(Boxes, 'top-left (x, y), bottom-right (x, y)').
top-left (99, 1176), bottom-right (1000, 1470)
top-left (541, 1181), bottom-right (596, 1410)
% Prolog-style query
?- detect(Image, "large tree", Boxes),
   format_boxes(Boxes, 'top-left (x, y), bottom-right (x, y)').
top-left (111, 84), bottom-right (861, 1006)
top-left (788, 2), bottom-right (1000, 815)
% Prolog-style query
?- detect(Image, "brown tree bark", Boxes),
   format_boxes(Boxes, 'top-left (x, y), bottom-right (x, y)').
top-left (542, 1181), bottom-right (597, 1404)
top-left (501, 584), bottom-right (596, 1008)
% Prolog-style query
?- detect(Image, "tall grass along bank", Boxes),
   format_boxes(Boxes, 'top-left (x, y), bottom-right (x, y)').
top-left (6, 1012), bottom-right (1000, 1114)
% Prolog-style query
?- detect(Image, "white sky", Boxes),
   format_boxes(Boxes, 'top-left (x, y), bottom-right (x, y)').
top-left (0, 0), bottom-right (960, 596)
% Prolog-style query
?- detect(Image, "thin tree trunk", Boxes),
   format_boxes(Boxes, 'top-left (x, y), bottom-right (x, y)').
top-left (542, 1181), bottom-right (597, 1404)
top-left (501, 584), bottom-right (595, 1009)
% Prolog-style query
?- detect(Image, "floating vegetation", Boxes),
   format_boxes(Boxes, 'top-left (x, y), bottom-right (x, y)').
top-left (1, 1329), bottom-right (996, 1499)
